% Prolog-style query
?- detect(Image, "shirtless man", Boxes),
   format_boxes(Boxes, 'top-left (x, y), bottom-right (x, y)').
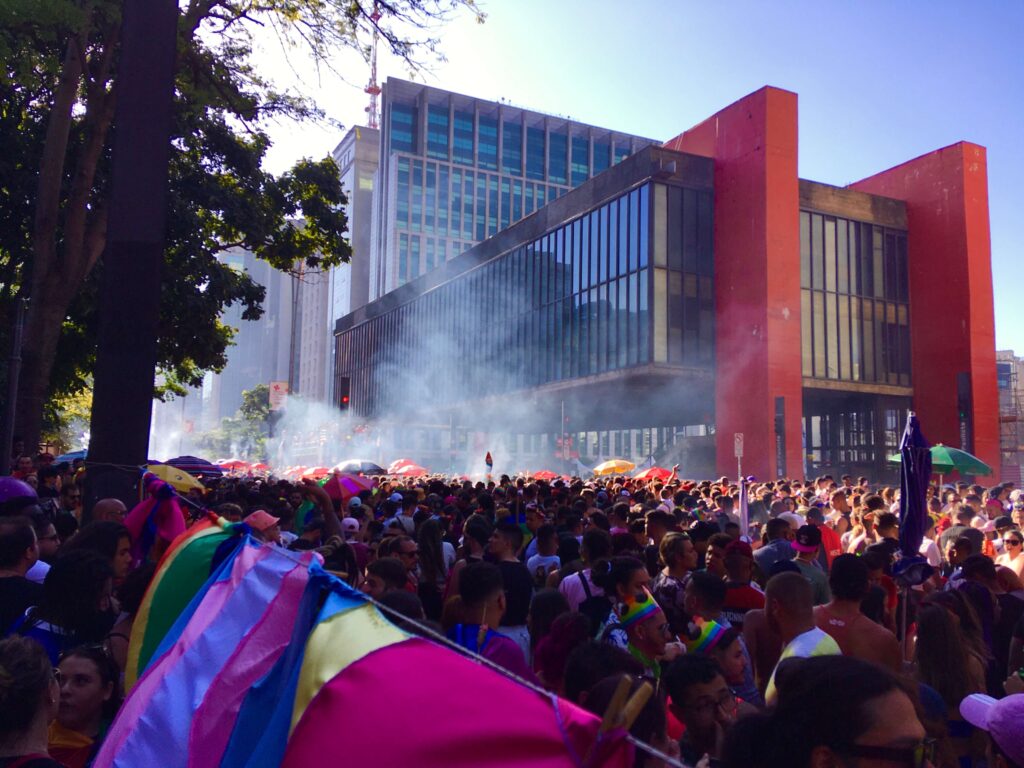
top-left (813, 554), bottom-right (901, 672)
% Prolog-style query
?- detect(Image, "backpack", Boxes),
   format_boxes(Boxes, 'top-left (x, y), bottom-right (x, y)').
top-left (576, 572), bottom-right (613, 639)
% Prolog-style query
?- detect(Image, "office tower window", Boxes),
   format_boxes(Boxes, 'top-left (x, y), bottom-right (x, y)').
top-left (391, 102), bottom-right (416, 153)
top-left (526, 126), bottom-right (545, 181)
top-left (453, 110), bottom-right (474, 165)
top-left (502, 120), bottom-right (522, 175)
top-left (478, 114), bottom-right (498, 171)
top-left (571, 135), bottom-right (590, 186)
top-left (549, 131), bottom-right (568, 185)
top-left (593, 141), bottom-right (610, 174)
top-left (427, 105), bottom-right (449, 160)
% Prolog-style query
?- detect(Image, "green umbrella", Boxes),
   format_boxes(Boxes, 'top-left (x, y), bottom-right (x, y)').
top-left (887, 444), bottom-right (993, 477)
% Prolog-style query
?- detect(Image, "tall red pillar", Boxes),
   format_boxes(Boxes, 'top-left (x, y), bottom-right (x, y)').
top-left (665, 87), bottom-right (803, 480)
top-left (850, 143), bottom-right (1000, 474)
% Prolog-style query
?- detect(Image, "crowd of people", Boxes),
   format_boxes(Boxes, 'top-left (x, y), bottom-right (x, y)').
top-left (2, 449), bottom-right (1024, 767)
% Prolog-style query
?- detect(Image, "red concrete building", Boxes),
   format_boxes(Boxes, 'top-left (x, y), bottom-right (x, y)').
top-left (666, 87), bottom-right (999, 480)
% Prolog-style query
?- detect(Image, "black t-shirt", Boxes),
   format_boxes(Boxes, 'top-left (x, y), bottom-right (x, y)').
top-left (0, 576), bottom-right (43, 635)
top-left (994, 593), bottom-right (1024, 673)
top-left (496, 560), bottom-right (533, 626)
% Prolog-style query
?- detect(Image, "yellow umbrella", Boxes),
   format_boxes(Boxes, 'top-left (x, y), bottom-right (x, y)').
top-left (593, 459), bottom-right (636, 476)
top-left (146, 464), bottom-right (205, 493)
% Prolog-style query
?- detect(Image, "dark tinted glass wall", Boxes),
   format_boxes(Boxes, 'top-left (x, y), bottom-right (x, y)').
top-left (338, 177), bottom-right (713, 414)
top-left (799, 211), bottom-right (910, 386)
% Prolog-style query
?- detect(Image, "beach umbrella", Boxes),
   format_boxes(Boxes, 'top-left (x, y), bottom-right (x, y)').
top-left (394, 463), bottom-right (428, 477)
top-left (164, 455), bottom-right (223, 479)
top-left (323, 473), bottom-right (376, 501)
top-left (217, 459), bottom-right (250, 471)
top-left (331, 459), bottom-right (387, 475)
top-left (145, 464), bottom-right (205, 493)
top-left (593, 459), bottom-right (635, 476)
top-left (533, 470), bottom-right (561, 481)
top-left (250, 462), bottom-right (270, 472)
top-left (887, 443), bottom-right (993, 483)
top-left (633, 466), bottom-right (673, 482)
top-left (388, 458), bottom-right (417, 474)
top-left (301, 466), bottom-right (331, 480)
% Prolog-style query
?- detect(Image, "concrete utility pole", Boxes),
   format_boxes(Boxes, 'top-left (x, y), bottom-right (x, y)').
top-left (85, 0), bottom-right (178, 517)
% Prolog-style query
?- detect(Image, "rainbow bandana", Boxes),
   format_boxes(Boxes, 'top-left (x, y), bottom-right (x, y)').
top-left (617, 588), bottom-right (664, 629)
top-left (685, 618), bottom-right (727, 655)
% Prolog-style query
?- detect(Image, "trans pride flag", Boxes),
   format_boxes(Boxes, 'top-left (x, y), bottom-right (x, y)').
top-left (97, 527), bottom-right (632, 767)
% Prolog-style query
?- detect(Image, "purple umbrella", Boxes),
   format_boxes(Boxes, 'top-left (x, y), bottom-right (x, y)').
top-left (0, 477), bottom-right (37, 503)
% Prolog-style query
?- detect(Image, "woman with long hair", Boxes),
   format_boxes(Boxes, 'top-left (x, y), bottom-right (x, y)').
top-left (590, 555), bottom-right (650, 648)
top-left (0, 636), bottom-right (62, 766)
top-left (914, 603), bottom-right (985, 768)
top-left (60, 522), bottom-right (133, 582)
top-left (444, 513), bottom-right (492, 602)
top-left (416, 518), bottom-right (453, 622)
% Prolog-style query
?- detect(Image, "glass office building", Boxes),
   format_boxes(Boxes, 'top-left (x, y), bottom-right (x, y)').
top-left (338, 146), bottom-right (719, 472)
top-left (371, 79), bottom-right (657, 300)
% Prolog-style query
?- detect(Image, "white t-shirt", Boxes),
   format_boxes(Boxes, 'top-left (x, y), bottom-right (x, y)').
top-left (526, 554), bottom-right (560, 584)
top-left (919, 537), bottom-right (942, 567)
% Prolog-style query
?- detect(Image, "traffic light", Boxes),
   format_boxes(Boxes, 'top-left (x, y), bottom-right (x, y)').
top-left (337, 376), bottom-right (351, 411)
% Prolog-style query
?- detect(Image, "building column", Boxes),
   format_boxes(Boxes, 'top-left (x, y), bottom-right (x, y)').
top-left (665, 86), bottom-right (803, 480)
top-left (851, 143), bottom-right (1000, 473)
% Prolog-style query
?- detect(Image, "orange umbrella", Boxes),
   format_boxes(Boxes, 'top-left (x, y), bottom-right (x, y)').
top-left (633, 466), bottom-right (674, 482)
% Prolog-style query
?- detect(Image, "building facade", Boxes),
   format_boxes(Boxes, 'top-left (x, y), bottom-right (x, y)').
top-left (370, 78), bottom-right (657, 300)
top-left (333, 85), bottom-right (1000, 480)
top-left (997, 350), bottom-right (1024, 484)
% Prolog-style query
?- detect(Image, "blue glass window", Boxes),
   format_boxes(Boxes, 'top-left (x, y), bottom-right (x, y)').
top-left (475, 174), bottom-right (486, 240)
top-left (390, 102), bottom-right (416, 153)
top-left (571, 135), bottom-right (589, 186)
top-left (500, 178), bottom-right (511, 231)
top-left (593, 141), bottom-right (610, 175)
top-left (438, 166), bottom-right (449, 235)
top-left (424, 163), bottom-right (435, 233)
top-left (488, 175), bottom-right (498, 237)
top-left (512, 179), bottom-right (522, 222)
top-left (549, 131), bottom-right (568, 185)
top-left (502, 120), bottom-right (522, 175)
top-left (614, 144), bottom-right (631, 165)
top-left (427, 105), bottom-right (449, 160)
top-left (526, 127), bottom-right (545, 181)
top-left (478, 114), bottom-right (498, 171)
top-left (453, 110), bottom-right (474, 166)
top-left (451, 169), bottom-right (462, 235)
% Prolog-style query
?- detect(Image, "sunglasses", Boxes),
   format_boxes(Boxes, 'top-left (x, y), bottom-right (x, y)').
top-left (844, 738), bottom-right (936, 768)
top-left (1004, 538), bottom-right (1022, 546)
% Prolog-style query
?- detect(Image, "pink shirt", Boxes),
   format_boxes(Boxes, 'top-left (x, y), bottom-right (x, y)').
top-left (558, 569), bottom-right (605, 612)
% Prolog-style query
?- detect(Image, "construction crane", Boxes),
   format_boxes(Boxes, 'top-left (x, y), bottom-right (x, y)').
top-left (364, 3), bottom-right (381, 129)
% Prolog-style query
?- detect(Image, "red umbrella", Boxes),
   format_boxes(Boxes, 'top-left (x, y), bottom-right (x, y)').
top-left (250, 462), bottom-right (270, 472)
top-left (323, 473), bottom-right (376, 501)
top-left (533, 470), bottom-right (562, 481)
top-left (634, 466), bottom-right (674, 482)
top-left (387, 458), bottom-right (416, 474)
top-left (394, 463), bottom-right (428, 477)
top-left (217, 459), bottom-right (250, 471)
top-left (301, 466), bottom-right (331, 480)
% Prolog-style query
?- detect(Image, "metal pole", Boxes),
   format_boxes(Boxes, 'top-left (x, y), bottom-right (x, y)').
top-left (1, 297), bottom-right (29, 474)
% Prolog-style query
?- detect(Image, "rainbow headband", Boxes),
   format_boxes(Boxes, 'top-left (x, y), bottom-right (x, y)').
top-left (617, 588), bottom-right (664, 629)
top-left (685, 619), bottom-right (727, 655)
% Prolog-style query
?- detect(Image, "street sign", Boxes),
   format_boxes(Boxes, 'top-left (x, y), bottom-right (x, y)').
top-left (734, 433), bottom-right (744, 459)
top-left (269, 381), bottom-right (289, 411)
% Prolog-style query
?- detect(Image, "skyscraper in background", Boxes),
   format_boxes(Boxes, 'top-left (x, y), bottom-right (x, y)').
top-left (369, 78), bottom-right (657, 299)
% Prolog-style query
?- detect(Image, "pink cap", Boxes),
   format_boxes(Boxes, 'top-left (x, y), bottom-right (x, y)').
top-left (960, 693), bottom-right (1024, 765)
top-left (244, 509), bottom-right (280, 532)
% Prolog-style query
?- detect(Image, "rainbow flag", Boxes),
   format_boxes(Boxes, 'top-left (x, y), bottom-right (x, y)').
top-left (125, 515), bottom-right (243, 689)
top-left (101, 540), bottom-right (633, 767)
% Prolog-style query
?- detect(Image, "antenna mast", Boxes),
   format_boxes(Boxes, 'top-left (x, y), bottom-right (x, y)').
top-left (364, 3), bottom-right (381, 129)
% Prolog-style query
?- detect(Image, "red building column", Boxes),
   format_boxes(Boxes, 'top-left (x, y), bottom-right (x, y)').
top-left (851, 143), bottom-right (999, 473)
top-left (665, 87), bottom-right (804, 480)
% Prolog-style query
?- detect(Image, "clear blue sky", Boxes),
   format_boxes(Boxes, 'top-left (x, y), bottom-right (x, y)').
top-left (260, 0), bottom-right (1024, 353)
